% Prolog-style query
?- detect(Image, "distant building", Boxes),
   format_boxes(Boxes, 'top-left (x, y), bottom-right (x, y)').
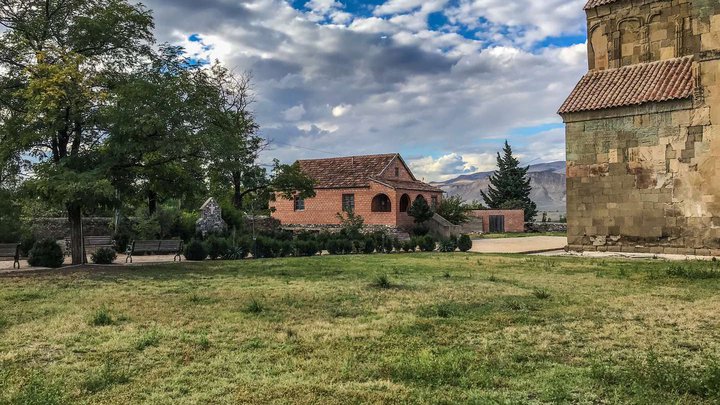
top-left (559, 0), bottom-right (720, 254)
top-left (271, 154), bottom-right (443, 229)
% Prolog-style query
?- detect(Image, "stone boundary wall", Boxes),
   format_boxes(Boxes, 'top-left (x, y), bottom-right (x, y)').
top-left (568, 244), bottom-right (720, 257)
top-left (25, 217), bottom-right (114, 240)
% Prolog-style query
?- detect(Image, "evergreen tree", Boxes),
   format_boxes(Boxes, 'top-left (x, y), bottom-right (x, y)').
top-left (408, 197), bottom-right (434, 224)
top-left (480, 141), bottom-right (537, 221)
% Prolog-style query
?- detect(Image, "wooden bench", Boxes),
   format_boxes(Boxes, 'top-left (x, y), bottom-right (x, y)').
top-left (64, 236), bottom-right (116, 256)
top-left (0, 243), bottom-right (20, 269)
top-left (125, 240), bottom-right (183, 263)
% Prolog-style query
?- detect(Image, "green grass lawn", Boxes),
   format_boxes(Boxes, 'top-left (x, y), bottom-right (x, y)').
top-left (2, 254), bottom-right (720, 404)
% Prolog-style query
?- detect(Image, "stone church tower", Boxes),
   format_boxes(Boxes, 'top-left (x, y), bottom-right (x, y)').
top-left (559, 0), bottom-right (720, 255)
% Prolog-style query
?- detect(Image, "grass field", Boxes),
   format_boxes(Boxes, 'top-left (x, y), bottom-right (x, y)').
top-left (2, 254), bottom-right (720, 404)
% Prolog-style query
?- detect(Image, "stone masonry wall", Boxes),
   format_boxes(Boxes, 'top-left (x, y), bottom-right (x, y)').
top-left (564, 0), bottom-right (720, 255)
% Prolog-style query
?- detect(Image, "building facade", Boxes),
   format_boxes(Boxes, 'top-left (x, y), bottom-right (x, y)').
top-left (560, 0), bottom-right (720, 254)
top-left (271, 154), bottom-right (443, 229)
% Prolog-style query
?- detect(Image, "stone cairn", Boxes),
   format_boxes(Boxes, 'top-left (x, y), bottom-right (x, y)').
top-left (196, 198), bottom-right (228, 237)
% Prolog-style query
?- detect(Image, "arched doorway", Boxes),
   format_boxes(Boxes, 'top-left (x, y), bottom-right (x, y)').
top-left (372, 194), bottom-right (392, 212)
top-left (399, 194), bottom-right (411, 212)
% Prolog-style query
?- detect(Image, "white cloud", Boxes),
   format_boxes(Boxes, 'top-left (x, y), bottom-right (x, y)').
top-left (331, 104), bottom-right (352, 117)
top-left (283, 104), bottom-right (306, 121)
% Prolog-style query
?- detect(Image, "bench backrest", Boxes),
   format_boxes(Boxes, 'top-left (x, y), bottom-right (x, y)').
top-left (85, 236), bottom-right (114, 246)
top-left (0, 243), bottom-right (19, 258)
top-left (132, 240), bottom-right (182, 253)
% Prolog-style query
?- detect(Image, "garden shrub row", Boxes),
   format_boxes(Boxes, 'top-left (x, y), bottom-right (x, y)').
top-left (182, 231), bottom-right (473, 261)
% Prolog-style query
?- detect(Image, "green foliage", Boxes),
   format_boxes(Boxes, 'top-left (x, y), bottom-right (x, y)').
top-left (27, 239), bottom-right (64, 268)
top-left (337, 211), bottom-right (365, 240)
top-left (82, 360), bottom-right (130, 393)
top-left (244, 298), bottom-right (264, 314)
top-left (362, 238), bottom-right (376, 254)
top-left (371, 274), bottom-right (393, 289)
top-left (91, 247), bottom-right (117, 265)
top-left (90, 306), bottom-right (113, 326)
top-left (224, 236), bottom-right (252, 260)
top-left (435, 196), bottom-right (470, 225)
top-left (667, 264), bottom-right (720, 279)
top-left (327, 239), bottom-right (354, 255)
top-left (184, 240), bottom-right (208, 261)
top-left (462, 200), bottom-right (486, 210)
top-left (19, 233), bottom-right (37, 257)
top-left (408, 197), bottom-right (434, 224)
top-left (206, 236), bottom-right (231, 260)
top-left (411, 225), bottom-right (429, 236)
top-left (419, 235), bottom-right (437, 252)
top-left (401, 241), bottom-right (416, 252)
top-left (458, 234), bottom-right (473, 252)
top-left (11, 374), bottom-right (65, 405)
top-left (254, 236), bottom-right (280, 258)
top-left (480, 141), bottom-right (538, 221)
top-left (532, 288), bottom-right (551, 300)
top-left (0, 190), bottom-right (23, 243)
top-left (438, 237), bottom-right (458, 253)
top-left (135, 330), bottom-right (161, 351)
top-left (294, 240), bottom-right (319, 257)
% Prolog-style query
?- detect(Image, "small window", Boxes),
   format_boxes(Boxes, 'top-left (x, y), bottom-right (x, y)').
top-left (395, 167), bottom-right (400, 177)
top-left (431, 196), bottom-right (438, 209)
top-left (342, 194), bottom-right (355, 213)
top-left (294, 196), bottom-right (305, 211)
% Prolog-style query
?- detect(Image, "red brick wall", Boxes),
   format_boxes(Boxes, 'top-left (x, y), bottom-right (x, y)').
top-left (271, 185), bottom-right (442, 228)
top-left (466, 210), bottom-right (525, 233)
top-left (379, 156), bottom-right (415, 182)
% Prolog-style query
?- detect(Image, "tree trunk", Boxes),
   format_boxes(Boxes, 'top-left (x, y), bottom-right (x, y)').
top-left (148, 190), bottom-right (157, 215)
top-left (232, 171), bottom-right (243, 209)
top-left (68, 204), bottom-right (85, 265)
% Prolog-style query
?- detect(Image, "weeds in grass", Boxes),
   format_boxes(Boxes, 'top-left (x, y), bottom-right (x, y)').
top-left (11, 374), bottom-right (65, 405)
top-left (194, 335), bottom-right (210, 350)
top-left (532, 288), bottom-right (551, 300)
top-left (135, 329), bottom-right (160, 351)
top-left (443, 271), bottom-right (451, 278)
top-left (371, 274), bottom-right (393, 289)
top-left (243, 298), bottom-right (264, 314)
top-left (89, 305), bottom-right (113, 326)
top-left (0, 316), bottom-right (7, 331)
top-left (387, 348), bottom-right (490, 388)
top-left (82, 360), bottom-right (130, 393)
top-left (667, 264), bottom-right (720, 279)
top-left (590, 352), bottom-right (720, 399)
top-left (488, 274), bottom-right (498, 282)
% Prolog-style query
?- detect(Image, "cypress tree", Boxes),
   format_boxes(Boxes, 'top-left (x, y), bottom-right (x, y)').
top-left (480, 141), bottom-right (538, 221)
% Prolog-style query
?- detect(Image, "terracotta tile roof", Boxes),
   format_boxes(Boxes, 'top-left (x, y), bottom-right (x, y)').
top-left (371, 178), bottom-right (443, 193)
top-left (584, 0), bottom-right (620, 9)
top-left (298, 154), bottom-right (400, 189)
top-left (558, 56), bottom-right (694, 114)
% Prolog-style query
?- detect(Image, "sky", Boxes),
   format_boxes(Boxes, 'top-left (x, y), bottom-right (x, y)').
top-left (143, 0), bottom-right (589, 182)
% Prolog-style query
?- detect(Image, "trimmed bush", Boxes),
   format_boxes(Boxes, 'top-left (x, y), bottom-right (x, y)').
top-left (225, 236), bottom-right (252, 260)
top-left (91, 247), bottom-right (117, 264)
top-left (438, 238), bottom-right (457, 253)
top-left (362, 238), bottom-right (376, 254)
top-left (294, 240), bottom-right (319, 257)
top-left (401, 241), bottom-right (416, 252)
top-left (392, 238), bottom-right (402, 253)
top-left (255, 236), bottom-right (281, 258)
top-left (206, 236), bottom-right (231, 260)
top-left (279, 241), bottom-right (294, 257)
top-left (327, 239), bottom-right (353, 255)
top-left (419, 235), bottom-right (436, 252)
top-left (412, 225), bottom-right (429, 237)
top-left (458, 234), bottom-right (472, 252)
top-left (28, 239), bottom-right (64, 268)
top-left (184, 240), bottom-right (208, 261)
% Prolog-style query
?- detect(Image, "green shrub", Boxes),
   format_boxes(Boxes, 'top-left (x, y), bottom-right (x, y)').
top-left (28, 239), bottom-right (64, 268)
top-left (419, 235), bottom-right (436, 252)
top-left (224, 235), bottom-right (251, 260)
top-left (457, 234), bottom-right (472, 252)
top-left (135, 329), bottom-right (161, 351)
top-left (294, 240), bottom-right (319, 257)
top-left (392, 238), bottom-right (402, 252)
top-left (667, 264), bottom-right (720, 279)
top-left (401, 241), bottom-right (416, 252)
top-left (206, 236), bottom-right (231, 260)
top-left (411, 225), bottom-right (430, 236)
top-left (438, 237), bottom-right (457, 252)
top-left (91, 247), bottom-right (117, 264)
top-left (89, 306), bottom-right (113, 326)
top-left (255, 236), bottom-right (281, 258)
top-left (362, 238), bottom-right (376, 254)
top-left (532, 288), bottom-right (551, 300)
top-left (184, 240), bottom-right (208, 261)
top-left (19, 233), bottom-right (37, 257)
top-left (327, 239), bottom-right (353, 255)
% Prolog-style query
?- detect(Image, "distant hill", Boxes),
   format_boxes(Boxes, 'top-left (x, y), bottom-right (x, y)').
top-left (431, 161), bottom-right (567, 213)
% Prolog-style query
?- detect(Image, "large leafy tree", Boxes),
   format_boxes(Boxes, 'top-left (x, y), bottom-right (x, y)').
top-left (0, 0), bottom-right (154, 264)
top-left (480, 141), bottom-right (537, 222)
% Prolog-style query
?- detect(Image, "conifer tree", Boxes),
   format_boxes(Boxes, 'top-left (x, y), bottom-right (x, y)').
top-left (480, 141), bottom-right (537, 221)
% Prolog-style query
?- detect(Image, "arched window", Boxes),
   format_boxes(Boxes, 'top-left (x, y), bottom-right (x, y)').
top-left (399, 194), bottom-right (411, 212)
top-left (372, 194), bottom-right (392, 212)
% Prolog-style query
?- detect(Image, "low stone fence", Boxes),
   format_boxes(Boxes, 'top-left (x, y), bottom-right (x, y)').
top-left (25, 217), bottom-right (114, 240)
top-left (527, 222), bottom-right (568, 233)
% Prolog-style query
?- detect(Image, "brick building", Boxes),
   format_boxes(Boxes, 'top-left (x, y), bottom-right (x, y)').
top-left (559, 0), bottom-right (720, 254)
top-left (271, 154), bottom-right (443, 229)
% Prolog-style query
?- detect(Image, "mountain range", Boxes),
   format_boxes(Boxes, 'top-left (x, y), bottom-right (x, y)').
top-left (430, 161), bottom-right (567, 213)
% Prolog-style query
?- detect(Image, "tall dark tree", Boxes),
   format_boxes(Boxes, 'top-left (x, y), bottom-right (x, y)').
top-left (480, 141), bottom-right (537, 222)
top-left (0, 0), bottom-right (154, 264)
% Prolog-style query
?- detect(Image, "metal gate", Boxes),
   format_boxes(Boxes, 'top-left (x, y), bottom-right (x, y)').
top-left (489, 215), bottom-right (505, 233)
